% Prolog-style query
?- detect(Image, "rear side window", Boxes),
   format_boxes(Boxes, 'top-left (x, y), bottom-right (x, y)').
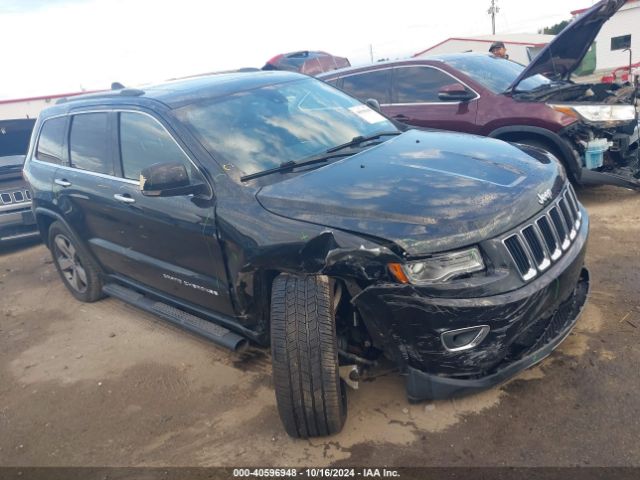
top-left (69, 113), bottom-right (113, 175)
top-left (393, 66), bottom-right (462, 103)
top-left (36, 117), bottom-right (66, 164)
top-left (119, 112), bottom-right (192, 181)
top-left (341, 70), bottom-right (391, 104)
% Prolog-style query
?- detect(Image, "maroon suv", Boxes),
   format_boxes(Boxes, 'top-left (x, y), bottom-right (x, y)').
top-left (319, 0), bottom-right (639, 190)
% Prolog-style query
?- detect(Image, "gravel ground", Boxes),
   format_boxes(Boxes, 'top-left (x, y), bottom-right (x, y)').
top-left (1, 185), bottom-right (639, 467)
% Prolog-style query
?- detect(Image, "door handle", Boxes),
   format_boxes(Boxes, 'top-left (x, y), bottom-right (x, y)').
top-left (113, 193), bottom-right (136, 204)
top-left (54, 178), bottom-right (72, 187)
top-left (393, 114), bottom-right (409, 120)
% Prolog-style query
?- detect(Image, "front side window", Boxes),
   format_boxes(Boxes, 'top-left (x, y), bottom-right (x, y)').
top-left (69, 113), bottom-right (113, 175)
top-left (340, 70), bottom-right (391, 104)
top-left (119, 112), bottom-right (192, 181)
top-left (36, 117), bottom-right (66, 164)
top-left (176, 77), bottom-right (397, 178)
top-left (393, 66), bottom-right (466, 103)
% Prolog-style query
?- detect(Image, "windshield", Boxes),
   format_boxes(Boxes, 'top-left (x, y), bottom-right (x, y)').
top-left (445, 55), bottom-right (554, 93)
top-left (175, 78), bottom-right (397, 177)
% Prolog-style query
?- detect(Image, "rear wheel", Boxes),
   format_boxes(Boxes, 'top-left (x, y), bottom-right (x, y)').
top-left (49, 221), bottom-right (104, 302)
top-left (270, 274), bottom-right (347, 438)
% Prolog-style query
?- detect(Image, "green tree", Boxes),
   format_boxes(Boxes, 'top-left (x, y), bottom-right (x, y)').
top-left (538, 19), bottom-right (570, 35)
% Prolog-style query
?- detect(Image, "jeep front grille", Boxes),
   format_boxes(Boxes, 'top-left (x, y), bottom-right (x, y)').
top-left (503, 184), bottom-right (582, 281)
top-left (0, 189), bottom-right (31, 205)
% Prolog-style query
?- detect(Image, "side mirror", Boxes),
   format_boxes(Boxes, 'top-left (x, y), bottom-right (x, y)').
top-left (365, 98), bottom-right (381, 112)
top-left (140, 162), bottom-right (205, 197)
top-left (438, 83), bottom-right (476, 102)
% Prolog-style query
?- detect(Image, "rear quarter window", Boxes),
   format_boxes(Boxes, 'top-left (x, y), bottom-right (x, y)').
top-left (340, 70), bottom-right (391, 104)
top-left (36, 117), bottom-right (67, 164)
top-left (323, 78), bottom-right (340, 88)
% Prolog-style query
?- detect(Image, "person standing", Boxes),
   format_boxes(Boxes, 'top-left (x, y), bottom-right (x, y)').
top-left (489, 41), bottom-right (508, 59)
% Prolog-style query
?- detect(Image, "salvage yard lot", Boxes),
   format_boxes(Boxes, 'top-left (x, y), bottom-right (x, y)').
top-left (1, 185), bottom-right (639, 467)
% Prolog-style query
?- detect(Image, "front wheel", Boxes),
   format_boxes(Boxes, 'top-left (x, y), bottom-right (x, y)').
top-left (270, 274), bottom-right (347, 438)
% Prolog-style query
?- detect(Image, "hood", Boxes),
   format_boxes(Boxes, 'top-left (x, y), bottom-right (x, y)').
top-left (256, 130), bottom-right (565, 256)
top-left (508, 0), bottom-right (625, 92)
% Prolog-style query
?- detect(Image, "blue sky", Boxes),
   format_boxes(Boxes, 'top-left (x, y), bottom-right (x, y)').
top-left (1, 0), bottom-right (594, 99)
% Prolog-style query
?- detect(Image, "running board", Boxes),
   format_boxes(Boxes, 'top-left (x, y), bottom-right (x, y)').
top-left (102, 283), bottom-right (248, 352)
top-left (580, 168), bottom-right (640, 190)
top-left (0, 231), bottom-right (40, 242)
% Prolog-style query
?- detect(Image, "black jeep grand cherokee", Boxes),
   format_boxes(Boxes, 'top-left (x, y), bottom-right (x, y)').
top-left (23, 71), bottom-right (589, 438)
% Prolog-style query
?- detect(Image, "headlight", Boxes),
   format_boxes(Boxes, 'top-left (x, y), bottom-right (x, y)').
top-left (389, 247), bottom-right (485, 285)
top-left (549, 104), bottom-right (636, 123)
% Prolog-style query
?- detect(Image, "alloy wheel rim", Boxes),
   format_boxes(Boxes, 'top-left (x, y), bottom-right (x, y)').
top-left (54, 234), bottom-right (88, 293)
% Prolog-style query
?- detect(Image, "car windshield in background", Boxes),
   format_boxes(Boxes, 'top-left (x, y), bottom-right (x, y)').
top-left (175, 78), bottom-right (397, 178)
top-left (445, 55), bottom-right (553, 93)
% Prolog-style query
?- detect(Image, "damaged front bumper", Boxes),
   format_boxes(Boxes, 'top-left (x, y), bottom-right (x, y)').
top-left (406, 268), bottom-right (589, 401)
top-left (353, 207), bottom-right (589, 402)
top-left (562, 119), bottom-right (640, 189)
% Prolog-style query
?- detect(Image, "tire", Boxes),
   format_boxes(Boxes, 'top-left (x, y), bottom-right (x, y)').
top-left (48, 221), bottom-right (104, 303)
top-left (270, 274), bottom-right (347, 438)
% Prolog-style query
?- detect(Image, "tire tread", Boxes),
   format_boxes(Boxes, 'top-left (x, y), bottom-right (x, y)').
top-left (270, 274), bottom-right (346, 438)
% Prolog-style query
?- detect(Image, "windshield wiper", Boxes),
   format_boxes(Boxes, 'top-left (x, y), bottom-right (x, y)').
top-left (240, 151), bottom-right (355, 182)
top-left (326, 131), bottom-right (402, 153)
top-left (241, 131), bottom-right (403, 182)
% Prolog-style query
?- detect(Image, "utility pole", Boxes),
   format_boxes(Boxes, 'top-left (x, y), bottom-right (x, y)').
top-left (369, 44), bottom-right (374, 63)
top-left (488, 0), bottom-right (499, 35)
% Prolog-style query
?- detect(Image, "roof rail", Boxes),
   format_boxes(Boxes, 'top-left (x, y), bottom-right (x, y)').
top-left (55, 88), bottom-right (145, 105)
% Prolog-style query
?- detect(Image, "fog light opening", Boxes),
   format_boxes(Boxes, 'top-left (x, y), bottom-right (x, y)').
top-left (441, 325), bottom-right (490, 352)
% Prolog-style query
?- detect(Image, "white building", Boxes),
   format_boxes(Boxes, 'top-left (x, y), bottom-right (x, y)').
top-left (571, 0), bottom-right (640, 72)
top-left (0, 91), bottom-right (93, 121)
top-left (413, 34), bottom-right (555, 65)
top-left (415, 1), bottom-right (640, 75)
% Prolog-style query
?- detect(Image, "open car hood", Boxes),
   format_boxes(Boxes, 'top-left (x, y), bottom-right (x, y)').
top-left (0, 155), bottom-right (25, 180)
top-left (508, 0), bottom-right (625, 92)
top-left (0, 155), bottom-right (25, 168)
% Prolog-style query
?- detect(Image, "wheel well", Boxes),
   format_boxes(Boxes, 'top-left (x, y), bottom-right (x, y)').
top-left (495, 132), bottom-right (561, 156)
top-left (265, 272), bottom-right (373, 354)
top-left (35, 214), bottom-right (56, 248)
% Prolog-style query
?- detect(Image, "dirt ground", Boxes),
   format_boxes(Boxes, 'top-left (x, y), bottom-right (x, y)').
top-left (1, 185), bottom-right (639, 467)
